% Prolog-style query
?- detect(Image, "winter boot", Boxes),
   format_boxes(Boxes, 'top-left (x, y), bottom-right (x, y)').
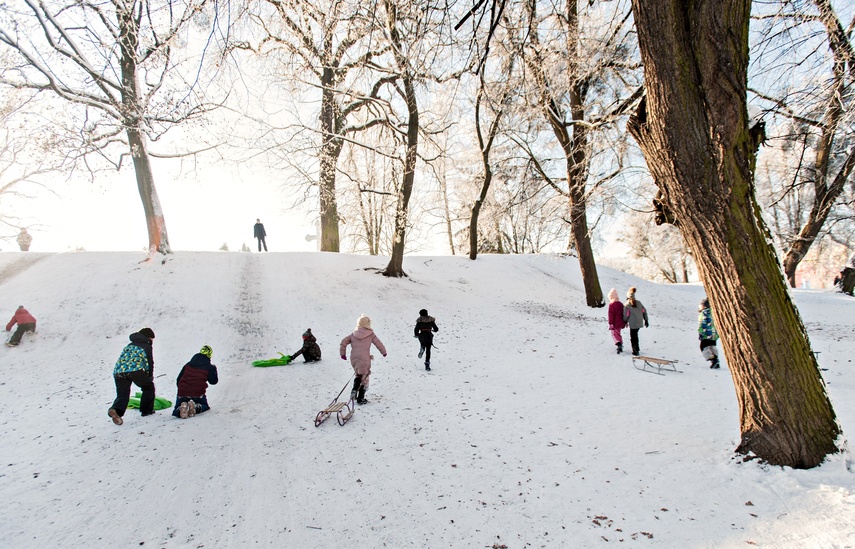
top-left (350, 375), bottom-right (362, 401)
top-left (616, 342), bottom-right (623, 354)
top-left (418, 346), bottom-right (425, 359)
top-left (108, 408), bottom-right (123, 425)
top-left (356, 387), bottom-right (368, 405)
top-left (425, 360), bottom-right (431, 371)
top-left (710, 357), bottom-right (720, 369)
top-left (178, 401), bottom-right (189, 419)
top-left (187, 399), bottom-right (197, 418)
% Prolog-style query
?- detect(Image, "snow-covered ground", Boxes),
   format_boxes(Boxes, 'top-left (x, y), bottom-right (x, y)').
top-left (0, 251), bottom-right (852, 548)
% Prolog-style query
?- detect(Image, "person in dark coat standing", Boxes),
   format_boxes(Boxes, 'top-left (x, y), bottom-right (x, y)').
top-left (108, 328), bottom-right (156, 425)
top-left (172, 345), bottom-right (219, 419)
top-left (290, 328), bottom-right (322, 363)
top-left (254, 218), bottom-right (268, 252)
top-left (414, 309), bottom-right (439, 371)
top-left (5, 305), bottom-right (37, 347)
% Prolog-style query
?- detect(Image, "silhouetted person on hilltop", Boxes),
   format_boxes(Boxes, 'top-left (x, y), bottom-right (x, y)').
top-left (254, 218), bottom-right (268, 252)
top-left (17, 228), bottom-right (32, 251)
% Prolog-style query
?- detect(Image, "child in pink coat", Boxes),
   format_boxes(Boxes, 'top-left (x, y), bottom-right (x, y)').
top-left (340, 315), bottom-right (387, 404)
top-left (607, 288), bottom-right (626, 354)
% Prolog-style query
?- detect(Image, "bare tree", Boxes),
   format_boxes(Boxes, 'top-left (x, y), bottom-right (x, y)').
top-left (617, 211), bottom-right (695, 283)
top-left (628, 0), bottom-right (839, 468)
top-left (0, 0), bottom-right (222, 255)
top-left (751, 0), bottom-right (855, 287)
top-left (237, 0), bottom-right (392, 252)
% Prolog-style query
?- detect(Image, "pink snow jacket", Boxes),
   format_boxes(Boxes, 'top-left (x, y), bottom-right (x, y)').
top-left (6, 307), bottom-right (36, 331)
top-left (340, 327), bottom-right (387, 375)
top-left (608, 300), bottom-right (625, 330)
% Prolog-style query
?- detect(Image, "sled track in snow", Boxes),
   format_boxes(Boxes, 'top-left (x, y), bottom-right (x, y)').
top-left (0, 254), bottom-right (51, 286)
top-left (229, 255), bottom-right (270, 363)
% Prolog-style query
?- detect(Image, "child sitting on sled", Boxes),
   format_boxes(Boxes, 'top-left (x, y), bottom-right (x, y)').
top-left (172, 345), bottom-right (219, 419)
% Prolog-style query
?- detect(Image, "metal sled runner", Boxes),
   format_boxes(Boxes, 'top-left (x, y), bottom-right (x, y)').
top-left (632, 355), bottom-right (681, 375)
top-left (314, 377), bottom-right (355, 427)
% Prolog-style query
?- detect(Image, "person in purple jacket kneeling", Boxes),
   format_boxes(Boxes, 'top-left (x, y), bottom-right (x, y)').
top-left (340, 315), bottom-right (387, 405)
top-left (172, 345), bottom-right (219, 419)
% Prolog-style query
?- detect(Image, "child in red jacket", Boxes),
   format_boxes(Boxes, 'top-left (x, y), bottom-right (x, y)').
top-left (172, 345), bottom-right (219, 419)
top-left (607, 289), bottom-right (626, 354)
top-left (6, 305), bottom-right (36, 347)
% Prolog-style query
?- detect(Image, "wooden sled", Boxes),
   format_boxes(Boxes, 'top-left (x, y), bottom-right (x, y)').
top-left (314, 398), bottom-right (354, 427)
top-left (632, 355), bottom-right (681, 375)
top-left (314, 376), bottom-right (356, 427)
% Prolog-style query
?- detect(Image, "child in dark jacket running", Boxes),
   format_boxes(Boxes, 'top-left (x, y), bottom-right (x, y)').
top-left (290, 328), bottom-right (322, 363)
top-left (414, 309), bottom-right (439, 371)
top-left (172, 345), bottom-right (219, 419)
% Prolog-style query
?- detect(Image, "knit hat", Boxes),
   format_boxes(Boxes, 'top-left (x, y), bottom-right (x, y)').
top-left (627, 287), bottom-right (637, 299)
top-left (607, 288), bottom-right (618, 302)
top-left (357, 315), bottom-right (372, 329)
top-left (419, 309), bottom-right (428, 317)
top-left (302, 328), bottom-right (312, 339)
top-left (139, 327), bottom-right (155, 340)
top-left (200, 345), bottom-right (213, 358)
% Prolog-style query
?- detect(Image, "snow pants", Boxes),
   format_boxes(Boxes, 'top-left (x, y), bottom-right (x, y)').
top-left (9, 323), bottom-right (35, 345)
top-left (417, 332), bottom-right (434, 362)
top-left (111, 370), bottom-right (155, 416)
top-left (609, 328), bottom-right (623, 345)
top-left (172, 395), bottom-right (210, 418)
top-left (629, 329), bottom-right (640, 354)
top-left (700, 339), bottom-right (718, 360)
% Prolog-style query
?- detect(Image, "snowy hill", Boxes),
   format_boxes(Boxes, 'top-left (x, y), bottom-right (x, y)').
top-left (0, 251), bottom-right (852, 548)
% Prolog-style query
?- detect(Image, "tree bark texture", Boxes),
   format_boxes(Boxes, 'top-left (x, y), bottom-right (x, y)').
top-left (629, 0), bottom-right (839, 468)
top-left (319, 66), bottom-right (344, 253)
top-left (383, 0), bottom-right (417, 278)
top-left (119, 4), bottom-right (170, 255)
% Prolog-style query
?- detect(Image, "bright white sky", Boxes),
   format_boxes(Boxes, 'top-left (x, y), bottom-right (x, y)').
top-left (3, 159), bottom-right (322, 253)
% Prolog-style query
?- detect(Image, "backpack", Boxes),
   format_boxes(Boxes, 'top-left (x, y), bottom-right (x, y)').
top-left (114, 344), bottom-right (149, 375)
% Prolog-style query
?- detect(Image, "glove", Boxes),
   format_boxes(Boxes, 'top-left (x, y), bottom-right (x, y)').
top-left (608, 324), bottom-right (614, 331)
top-left (644, 321), bottom-right (649, 328)
top-left (341, 355), bottom-right (347, 360)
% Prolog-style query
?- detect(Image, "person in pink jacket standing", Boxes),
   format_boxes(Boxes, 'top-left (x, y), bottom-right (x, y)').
top-left (607, 288), bottom-right (626, 354)
top-left (340, 315), bottom-right (387, 404)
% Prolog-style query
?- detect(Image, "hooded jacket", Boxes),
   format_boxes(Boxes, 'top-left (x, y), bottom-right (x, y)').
top-left (414, 315), bottom-right (439, 338)
top-left (113, 332), bottom-right (154, 376)
top-left (292, 332), bottom-right (322, 361)
top-left (6, 307), bottom-right (36, 331)
top-left (176, 353), bottom-right (219, 397)
top-left (698, 307), bottom-right (719, 341)
top-left (340, 327), bottom-right (386, 375)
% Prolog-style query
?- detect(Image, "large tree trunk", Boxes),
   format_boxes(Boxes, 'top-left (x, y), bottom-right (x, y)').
top-left (382, 0), bottom-right (417, 278)
top-left (628, 0), bottom-right (839, 468)
top-left (319, 66), bottom-right (343, 253)
top-left (119, 5), bottom-right (170, 255)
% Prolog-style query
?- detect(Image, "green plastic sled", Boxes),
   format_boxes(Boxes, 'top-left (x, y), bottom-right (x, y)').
top-left (127, 392), bottom-right (173, 410)
top-left (252, 353), bottom-right (292, 367)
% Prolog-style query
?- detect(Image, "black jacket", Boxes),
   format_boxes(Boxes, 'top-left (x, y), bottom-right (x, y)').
top-left (414, 315), bottom-right (439, 338)
top-left (176, 353), bottom-right (219, 397)
top-left (254, 223), bottom-right (266, 238)
top-left (129, 332), bottom-right (155, 376)
top-left (292, 333), bottom-right (322, 362)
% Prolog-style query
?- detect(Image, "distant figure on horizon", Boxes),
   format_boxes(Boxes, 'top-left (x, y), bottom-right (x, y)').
top-left (17, 228), bottom-right (32, 251)
top-left (291, 328), bottom-right (322, 363)
top-left (172, 345), bottom-right (219, 419)
top-left (414, 309), bottom-right (439, 371)
top-left (623, 287), bottom-right (649, 356)
top-left (340, 315), bottom-right (387, 405)
top-left (254, 218), bottom-right (268, 252)
top-left (606, 288), bottom-right (626, 354)
top-left (108, 328), bottom-right (156, 425)
top-left (5, 305), bottom-right (36, 347)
